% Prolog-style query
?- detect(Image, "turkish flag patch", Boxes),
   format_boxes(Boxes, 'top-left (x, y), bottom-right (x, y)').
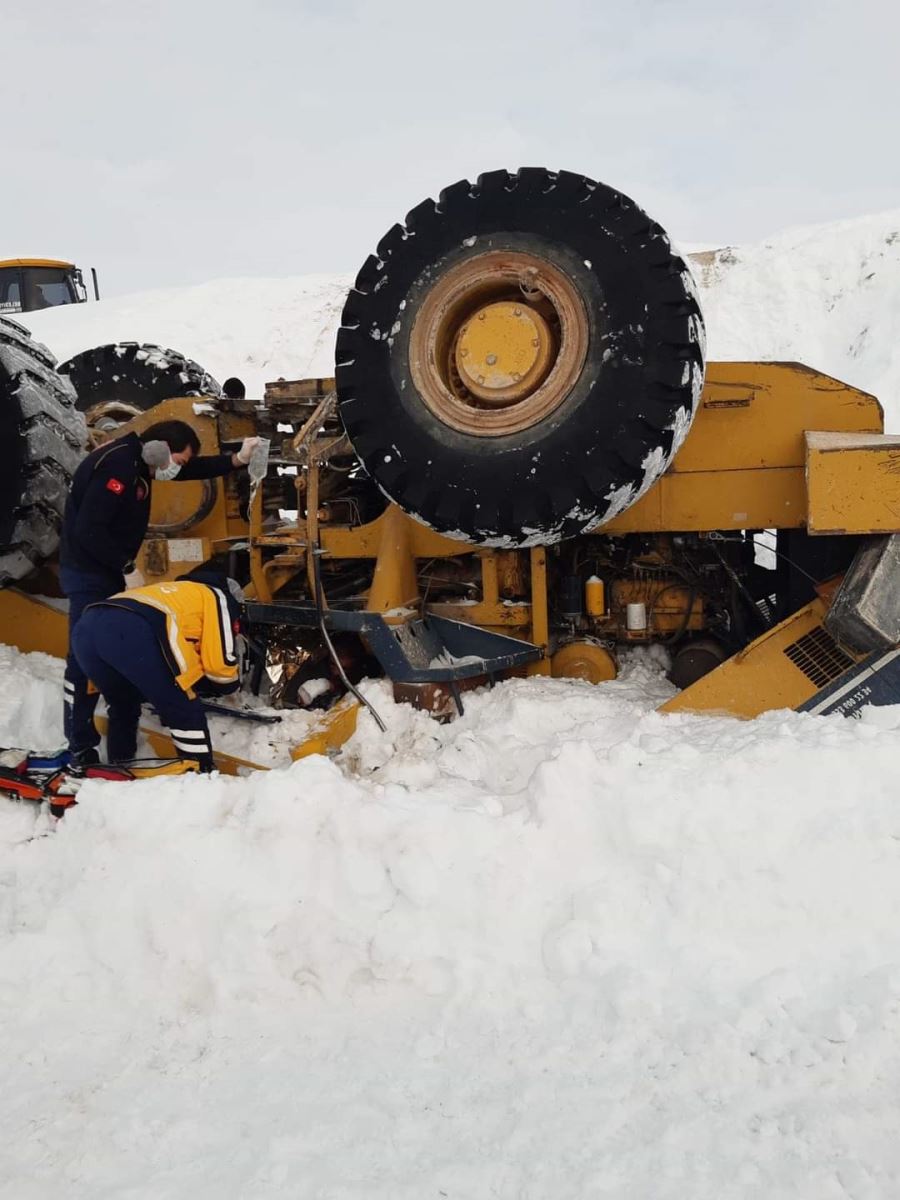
top-left (106, 478), bottom-right (125, 495)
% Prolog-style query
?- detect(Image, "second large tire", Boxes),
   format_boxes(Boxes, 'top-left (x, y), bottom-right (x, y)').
top-left (0, 319), bottom-right (88, 585)
top-left (58, 342), bottom-right (223, 422)
top-left (336, 167), bottom-right (705, 546)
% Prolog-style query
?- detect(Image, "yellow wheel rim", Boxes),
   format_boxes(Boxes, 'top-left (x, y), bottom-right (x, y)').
top-left (408, 250), bottom-right (589, 438)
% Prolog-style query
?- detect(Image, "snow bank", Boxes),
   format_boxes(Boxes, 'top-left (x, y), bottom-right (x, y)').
top-left (24, 274), bottom-right (353, 398)
top-left (4, 644), bottom-right (900, 1196)
top-left (695, 210), bottom-right (900, 430)
top-left (22, 208), bottom-right (900, 427)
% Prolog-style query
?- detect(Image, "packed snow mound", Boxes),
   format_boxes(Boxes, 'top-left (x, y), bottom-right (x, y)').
top-left (694, 210), bottom-right (900, 428)
top-left (24, 274), bottom-right (353, 398)
top-left (22, 208), bottom-right (900, 426)
top-left (5, 642), bottom-right (900, 1196)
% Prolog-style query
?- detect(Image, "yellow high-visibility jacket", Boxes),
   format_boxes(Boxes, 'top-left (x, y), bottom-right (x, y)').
top-left (98, 580), bottom-right (241, 695)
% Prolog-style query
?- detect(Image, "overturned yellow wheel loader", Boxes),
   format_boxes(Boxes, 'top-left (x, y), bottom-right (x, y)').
top-left (4, 167), bottom-right (900, 767)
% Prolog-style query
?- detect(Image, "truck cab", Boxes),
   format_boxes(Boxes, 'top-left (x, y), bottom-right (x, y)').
top-left (0, 259), bottom-right (97, 314)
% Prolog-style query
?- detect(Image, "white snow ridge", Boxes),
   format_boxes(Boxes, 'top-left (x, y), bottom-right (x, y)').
top-left (4, 208), bottom-right (900, 1196)
top-left (4, 645), bottom-right (900, 1196)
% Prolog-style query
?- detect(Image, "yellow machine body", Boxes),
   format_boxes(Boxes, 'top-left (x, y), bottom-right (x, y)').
top-left (4, 358), bottom-right (900, 766)
top-left (227, 359), bottom-right (897, 737)
top-left (659, 595), bottom-right (860, 719)
top-left (133, 363), bottom-right (887, 601)
top-left (240, 361), bottom-right (886, 634)
top-left (601, 363), bottom-right (881, 534)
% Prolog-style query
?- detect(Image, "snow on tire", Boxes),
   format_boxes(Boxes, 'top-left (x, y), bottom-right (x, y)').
top-left (336, 167), bottom-right (705, 546)
top-left (0, 318), bottom-right (88, 585)
top-left (58, 342), bottom-right (223, 418)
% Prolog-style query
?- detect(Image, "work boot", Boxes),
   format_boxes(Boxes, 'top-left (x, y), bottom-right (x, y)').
top-left (69, 747), bottom-right (100, 770)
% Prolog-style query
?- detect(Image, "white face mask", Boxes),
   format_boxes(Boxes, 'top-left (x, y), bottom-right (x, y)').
top-left (155, 461), bottom-right (182, 481)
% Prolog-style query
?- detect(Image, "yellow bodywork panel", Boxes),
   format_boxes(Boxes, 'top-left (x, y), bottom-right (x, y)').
top-left (0, 590), bottom-right (69, 658)
top-left (602, 466), bottom-right (807, 533)
top-left (669, 363), bottom-right (880, 471)
top-left (290, 695), bottom-right (360, 760)
top-left (659, 597), bottom-right (839, 719)
top-left (806, 431), bottom-right (900, 534)
top-left (600, 363), bottom-right (881, 534)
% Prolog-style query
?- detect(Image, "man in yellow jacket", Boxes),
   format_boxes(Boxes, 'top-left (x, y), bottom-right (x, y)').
top-left (70, 571), bottom-right (244, 771)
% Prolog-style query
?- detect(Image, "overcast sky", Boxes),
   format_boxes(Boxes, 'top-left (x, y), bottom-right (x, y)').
top-left (6, 0), bottom-right (899, 296)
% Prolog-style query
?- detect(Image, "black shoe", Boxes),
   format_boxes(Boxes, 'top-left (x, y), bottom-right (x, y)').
top-left (69, 747), bottom-right (100, 769)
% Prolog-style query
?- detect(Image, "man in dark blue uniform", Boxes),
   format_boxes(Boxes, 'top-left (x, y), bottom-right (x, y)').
top-left (60, 419), bottom-right (259, 764)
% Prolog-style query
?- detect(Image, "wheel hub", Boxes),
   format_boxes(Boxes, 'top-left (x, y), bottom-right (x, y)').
top-left (455, 301), bottom-right (553, 406)
top-left (408, 249), bottom-right (589, 438)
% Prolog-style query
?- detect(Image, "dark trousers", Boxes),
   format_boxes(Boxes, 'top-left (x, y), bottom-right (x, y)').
top-left (71, 607), bottom-right (214, 770)
top-left (61, 566), bottom-right (123, 756)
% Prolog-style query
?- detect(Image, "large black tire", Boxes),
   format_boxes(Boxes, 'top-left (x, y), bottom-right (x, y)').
top-left (336, 167), bottom-right (705, 546)
top-left (0, 318), bottom-right (88, 585)
top-left (58, 342), bottom-right (223, 419)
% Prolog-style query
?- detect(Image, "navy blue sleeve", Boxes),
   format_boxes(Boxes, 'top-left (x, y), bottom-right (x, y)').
top-left (178, 453), bottom-right (236, 481)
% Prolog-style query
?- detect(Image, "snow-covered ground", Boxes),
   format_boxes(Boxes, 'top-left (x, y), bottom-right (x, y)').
top-left (6, 210), bottom-right (900, 1196)
top-left (5, 642), bottom-right (900, 1198)
top-left (24, 207), bottom-right (900, 427)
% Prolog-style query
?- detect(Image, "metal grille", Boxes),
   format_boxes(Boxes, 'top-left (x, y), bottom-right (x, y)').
top-left (783, 625), bottom-right (854, 689)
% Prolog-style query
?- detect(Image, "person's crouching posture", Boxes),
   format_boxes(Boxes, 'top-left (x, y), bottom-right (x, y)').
top-left (71, 573), bottom-right (244, 771)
